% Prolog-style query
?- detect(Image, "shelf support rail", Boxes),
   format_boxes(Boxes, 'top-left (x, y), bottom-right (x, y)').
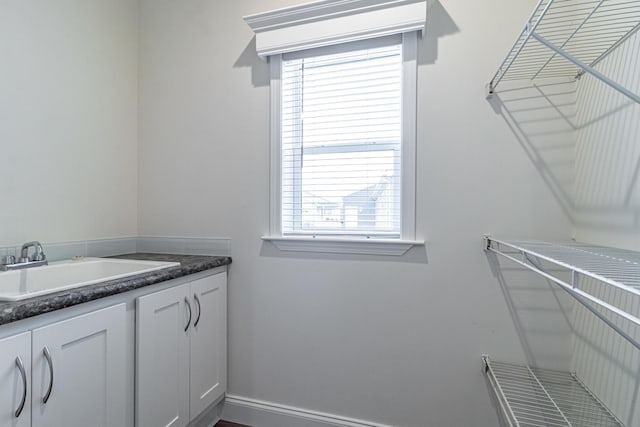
top-left (485, 237), bottom-right (640, 351)
top-left (531, 0), bottom-right (606, 80)
top-left (530, 32), bottom-right (640, 104)
top-left (524, 254), bottom-right (640, 352)
top-left (576, 21), bottom-right (640, 79)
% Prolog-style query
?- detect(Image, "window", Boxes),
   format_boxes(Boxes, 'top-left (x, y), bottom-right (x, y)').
top-left (244, 0), bottom-right (425, 255)
top-left (282, 38), bottom-right (403, 238)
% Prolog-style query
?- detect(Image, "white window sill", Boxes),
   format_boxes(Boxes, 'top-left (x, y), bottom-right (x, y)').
top-left (261, 236), bottom-right (424, 256)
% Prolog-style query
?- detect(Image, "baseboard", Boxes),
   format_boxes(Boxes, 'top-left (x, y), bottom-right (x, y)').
top-left (190, 396), bottom-right (225, 427)
top-left (223, 395), bottom-right (394, 427)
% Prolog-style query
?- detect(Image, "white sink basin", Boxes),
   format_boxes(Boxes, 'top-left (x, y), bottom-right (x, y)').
top-left (0, 257), bottom-right (180, 301)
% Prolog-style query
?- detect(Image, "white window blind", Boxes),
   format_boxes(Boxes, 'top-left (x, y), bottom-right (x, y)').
top-left (281, 39), bottom-right (403, 237)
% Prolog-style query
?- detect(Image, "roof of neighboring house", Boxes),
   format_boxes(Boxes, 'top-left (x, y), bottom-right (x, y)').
top-left (343, 176), bottom-right (390, 206)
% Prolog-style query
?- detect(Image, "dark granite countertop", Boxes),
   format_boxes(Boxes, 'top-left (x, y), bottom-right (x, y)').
top-left (0, 253), bottom-right (231, 326)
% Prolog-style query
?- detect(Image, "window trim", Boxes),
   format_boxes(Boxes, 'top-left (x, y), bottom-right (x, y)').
top-left (400, 31), bottom-right (417, 241)
top-left (265, 32), bottom-right (423, 256)
top-left (261, 236), bottom-right (422, 256)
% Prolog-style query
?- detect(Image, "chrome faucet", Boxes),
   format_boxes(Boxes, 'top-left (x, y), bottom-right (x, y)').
top-left (20, 241), bottom-right (46, 262)
top-left (1, 241), bottom-right (48, 271)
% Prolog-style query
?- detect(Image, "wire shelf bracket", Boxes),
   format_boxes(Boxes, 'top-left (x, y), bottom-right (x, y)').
top-left (484, 236), bottom-right (640, 351)
top-left (482, 355), bottom-right (625, 427)
top-left (487, 0), bottom-right (640, 104)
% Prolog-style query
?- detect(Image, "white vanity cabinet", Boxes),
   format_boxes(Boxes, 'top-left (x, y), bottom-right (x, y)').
top-left (136, 272), bottom-right (227, 427)
top-left (0, 261), bottom-right (228, 427)
top-left (189, 273), bottom-right (227, 417)
top-left (136, 283), bottom-right (190, 427)
top-left (0, 332), bottom-right (31, 427)
top-left (31, 303), bottom-right (127, 427)
top-left (0, 304), bottom-right (126, 427)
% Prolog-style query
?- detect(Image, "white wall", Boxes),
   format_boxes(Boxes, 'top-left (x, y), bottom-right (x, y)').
top-left (1, 1), bottom-right (633, 425)
top-left (573, 31), bottom-right (640, 250)
top-left (0, 0), bottom-right (138, 246)
top-left (572, 30), bottom-right (640, 427)
top-left (138, 1), bottom-right (574, 426)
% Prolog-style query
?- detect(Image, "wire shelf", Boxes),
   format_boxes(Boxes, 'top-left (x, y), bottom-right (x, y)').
top-left (488, 0), bottom-right (640, 103)
top-left (483, 356), bottom-right (624, 427)
top-left (484, 237), bottom-right (640, 350)
top-left (490, 239), bottom-right (640, 292)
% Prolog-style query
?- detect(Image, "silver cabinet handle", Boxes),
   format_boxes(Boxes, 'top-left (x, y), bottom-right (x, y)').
top-left (184, 297), bottom-right (192, 332)
top-left (193, 294), bottom-right (201, 327)
top-left (43, 346), bottom-right (54, 404)
top-left (14, 356), bottom-right (27, 417)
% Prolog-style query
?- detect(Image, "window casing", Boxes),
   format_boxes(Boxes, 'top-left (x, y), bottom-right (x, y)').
top-left (266, 32), bottom-right (419, 254)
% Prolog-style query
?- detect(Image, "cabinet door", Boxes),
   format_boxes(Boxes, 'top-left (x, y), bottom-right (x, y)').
top-left (31, 303), bottom-right (126, 427)
top-left (189, 272), bottom-right (227, 418)
top-left (137, 283), bottom-right (190, 427)
top-left (0, 332), bottom-right (31, 427)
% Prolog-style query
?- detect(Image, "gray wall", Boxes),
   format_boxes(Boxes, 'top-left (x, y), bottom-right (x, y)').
top-left (0, 0), bottom-right (139, 245)
top-left (138, 1), bottom-right (574, 426)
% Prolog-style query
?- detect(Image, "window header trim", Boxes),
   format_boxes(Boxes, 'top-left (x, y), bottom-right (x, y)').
top-left (244, 0), bottom-right (426, 58)
top-left (281, 33), bottom-right (401, 61)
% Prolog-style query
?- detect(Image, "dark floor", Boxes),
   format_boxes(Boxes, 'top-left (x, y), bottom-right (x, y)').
top-left (215, 421), bottom-right (251, 427)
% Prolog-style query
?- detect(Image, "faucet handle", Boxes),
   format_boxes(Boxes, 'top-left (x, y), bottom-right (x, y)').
top-left (1, 255), bottom-right (16, 265)
top-left (32, 249), bottom-right (46, 262)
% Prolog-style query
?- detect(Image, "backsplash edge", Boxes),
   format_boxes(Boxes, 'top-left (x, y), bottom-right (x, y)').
top-left (0, 236), bottom-right (231, 261)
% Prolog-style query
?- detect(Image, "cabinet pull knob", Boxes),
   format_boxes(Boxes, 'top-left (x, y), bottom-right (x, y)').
top-left (184, 297), bottom-right (192, 332)
top-left (194, 294), bottom-right (201, 328)
top-left (14, 356), bottom-right (27, 417)
top-left (43, 346), bottom-right (54, 404)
